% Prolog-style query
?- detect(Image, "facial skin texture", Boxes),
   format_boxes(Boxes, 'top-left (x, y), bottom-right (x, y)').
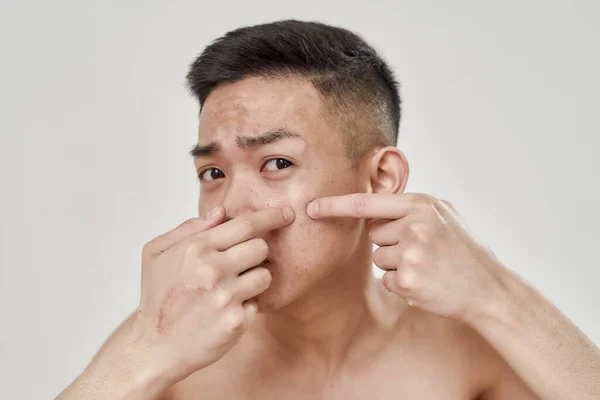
top-left (194, 76), bottom-right (377, 313)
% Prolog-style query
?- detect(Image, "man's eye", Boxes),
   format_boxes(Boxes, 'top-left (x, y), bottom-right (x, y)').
top-left (198, 168), bottom-right (225, 181)
top-left (262, 158), bottom-right (293, 172)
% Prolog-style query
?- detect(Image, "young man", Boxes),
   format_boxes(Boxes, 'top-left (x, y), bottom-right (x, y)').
top-left (57, 20), bottom-right (599, 400)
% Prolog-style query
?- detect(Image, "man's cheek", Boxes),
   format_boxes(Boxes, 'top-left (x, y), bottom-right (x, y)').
top-left (263, 189), bottom-right (315, 221)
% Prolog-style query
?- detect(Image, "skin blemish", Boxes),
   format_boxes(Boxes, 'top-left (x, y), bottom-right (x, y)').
top-left (157, 287), bottom-right (179, 335)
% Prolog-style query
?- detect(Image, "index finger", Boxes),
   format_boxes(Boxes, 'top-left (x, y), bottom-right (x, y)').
top-left (307, 194), bottom-right (414, 219)
top-left (207, 207), bottom-right (295, 251)
top-left (145, 206), bottom-right (225, 254)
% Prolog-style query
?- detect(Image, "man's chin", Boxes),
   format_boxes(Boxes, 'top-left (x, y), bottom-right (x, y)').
top-left (253, 287), bottom-right (294, 314)
top-left (250, 260), bottom-right (310, 313)
top-left (253, 295), bottom-right (281, 314)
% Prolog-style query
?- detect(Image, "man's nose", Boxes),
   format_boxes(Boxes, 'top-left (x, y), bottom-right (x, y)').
top-left (220, 175), bottom-right (263, 220)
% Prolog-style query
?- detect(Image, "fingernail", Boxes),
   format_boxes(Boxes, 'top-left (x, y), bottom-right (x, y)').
top-left (282, 207), bottom-right (295, 222)
top-left (307, 202), bottom-right (319, 218)
top-left (205, 207), bottom-right (221, 220)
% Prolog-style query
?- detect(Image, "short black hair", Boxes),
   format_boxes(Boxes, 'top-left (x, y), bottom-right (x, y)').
top-left (185, 19), bottom-right (401, 161)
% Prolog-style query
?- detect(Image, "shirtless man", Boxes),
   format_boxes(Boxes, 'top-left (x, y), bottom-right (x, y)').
top-left (57, 20), bottom-right (600, 400)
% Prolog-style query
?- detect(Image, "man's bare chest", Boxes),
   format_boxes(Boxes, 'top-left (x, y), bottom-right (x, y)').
top-left (169, 359), bottom-right (480, 400)
top-left (171, 381), bottom-right (479, 400)
top-left (169, 315), bottom-right (487, 400)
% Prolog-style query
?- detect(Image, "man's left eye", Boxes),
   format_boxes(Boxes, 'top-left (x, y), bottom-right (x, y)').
top-left (262, 158), bottom-right (293, 172)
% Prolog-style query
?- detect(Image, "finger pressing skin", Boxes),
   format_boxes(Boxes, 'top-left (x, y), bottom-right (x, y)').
top-left (145, 207), bottom-right (225, 254)
top-left (231, 267), bottom-right (272, 302)
top-left (307, 194), bottom-right (415, 220)
top-left (207, 207), bottom-right (295, 251)
top-left (219, 238), bottom-right (269, 276)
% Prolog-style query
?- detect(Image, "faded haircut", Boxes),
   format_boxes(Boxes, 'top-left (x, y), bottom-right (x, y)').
top-left (185, 20), bottom-right (401, 162)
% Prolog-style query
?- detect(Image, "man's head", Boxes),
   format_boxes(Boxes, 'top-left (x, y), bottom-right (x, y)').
top-left (187, 20), bottom-right (409, 311)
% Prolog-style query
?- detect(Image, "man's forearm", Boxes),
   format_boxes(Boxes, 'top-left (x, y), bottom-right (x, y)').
top-left (470, 267), bottom-right (600, 400)
top-left (56, 332), bottom-right (171, 400)
top-left (56, 366), bottom-right (161, 400)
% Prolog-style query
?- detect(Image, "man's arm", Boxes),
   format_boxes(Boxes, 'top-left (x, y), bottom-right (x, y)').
top-left (56, 206), bottom-right (294, 400)
top-left (307, 193), bottom-right (600, 399)
top-left (56, 312), bottom-right (172, 400)
top-left (470, 270), bottom-right (600, 400)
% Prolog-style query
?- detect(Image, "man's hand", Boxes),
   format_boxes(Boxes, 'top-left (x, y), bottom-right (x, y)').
top-left (133, 206), bottom-right (295, 383)
top-left (307, 193), bottom-right (506, 324)
top-left (57, 206), bottom-right (295, 400)
top-left (308, 192), bottom-right (600, 400)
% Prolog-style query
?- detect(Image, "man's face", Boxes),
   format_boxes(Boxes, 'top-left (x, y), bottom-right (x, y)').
top-left (194, 76), bottom-right (367, 311)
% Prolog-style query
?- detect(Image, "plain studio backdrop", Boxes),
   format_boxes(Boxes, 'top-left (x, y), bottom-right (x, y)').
top-left (1, 0), bottom-right (599, 398)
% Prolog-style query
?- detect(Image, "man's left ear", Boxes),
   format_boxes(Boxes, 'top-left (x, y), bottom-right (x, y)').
top-left (366, 146), bottom-right (409, 194)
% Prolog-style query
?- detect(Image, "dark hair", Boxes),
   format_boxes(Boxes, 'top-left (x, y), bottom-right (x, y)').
top-left (185, 19), bottom-right (401, 161)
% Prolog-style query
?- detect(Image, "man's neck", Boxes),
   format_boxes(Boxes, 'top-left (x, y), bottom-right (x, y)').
top-left (256, 245), bottom-right (396, 374)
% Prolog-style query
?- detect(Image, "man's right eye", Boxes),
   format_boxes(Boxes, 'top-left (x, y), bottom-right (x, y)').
top-left (198, 168), bottom-right (225, 181)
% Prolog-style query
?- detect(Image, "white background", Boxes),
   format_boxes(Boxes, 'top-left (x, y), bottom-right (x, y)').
top-left (1, 1), bottom-right (598, 398)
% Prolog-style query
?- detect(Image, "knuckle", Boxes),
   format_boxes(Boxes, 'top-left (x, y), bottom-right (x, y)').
top-left (401, 245), bottom-right (423, 266)
top-left (395, 269), bottom-right (416, 290)
top-left (180, 237), bottom-right (210, 258)
top-left (222, 309), bottom-right (245, 334)
top-left (211, 288), bottom-right (233, 309)
top-left (181, 241), bottom-right (195, 257)
top-left (180, 217), bottom-right (204, 233)
top-left (178, 240), bottom-right (197, 259)
top-left (192, 235), bottom-right (211, 252)
top-left (195, 265), bottom-right (223, 291)
top-left (405, 221), bottom-right (430, 241)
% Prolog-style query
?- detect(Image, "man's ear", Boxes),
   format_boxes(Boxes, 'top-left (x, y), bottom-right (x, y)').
top-left (366, 146), bottom-right (409, 194)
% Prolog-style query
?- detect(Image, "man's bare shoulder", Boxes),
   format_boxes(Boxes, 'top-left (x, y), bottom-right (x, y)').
top-left (377, 278), bottom-right (526, 398)
top-left (379, 285), bottom-right (538, 399)
top-left (166, 280), bottom-right (516, 400)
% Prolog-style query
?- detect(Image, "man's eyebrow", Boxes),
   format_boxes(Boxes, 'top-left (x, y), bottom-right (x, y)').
top-left (189, 128), bottom-right (302, 158)
top-left (189, 142), bottom-right (221, 158)
top-left (236, 128), bottom-right (301, 148)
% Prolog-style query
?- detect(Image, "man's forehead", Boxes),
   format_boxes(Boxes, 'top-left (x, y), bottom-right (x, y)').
top-left (198, 77), bottom-right (322, 140)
